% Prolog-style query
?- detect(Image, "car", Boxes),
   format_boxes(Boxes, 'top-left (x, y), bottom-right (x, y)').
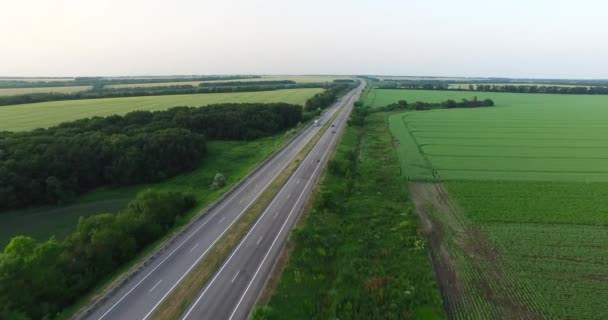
top-left (331, 124), bottom-right (335, 127)
top-left (332, 130), bottom-right (336, 134)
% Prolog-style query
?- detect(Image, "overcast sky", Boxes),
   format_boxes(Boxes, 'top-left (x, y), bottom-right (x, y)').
top-left (2, 0), bottom-right (607, 78)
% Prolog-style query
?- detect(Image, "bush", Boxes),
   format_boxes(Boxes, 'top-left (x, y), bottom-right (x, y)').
top-left (210, 173), bottom-right (227, 190)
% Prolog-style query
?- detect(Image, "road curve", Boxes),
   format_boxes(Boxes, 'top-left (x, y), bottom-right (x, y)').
top-left (81, 83), bottom-right (363, 320)
top-left (180, 82), bottom-right (365, 320)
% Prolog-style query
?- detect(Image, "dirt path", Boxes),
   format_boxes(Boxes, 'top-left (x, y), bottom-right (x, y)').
top-left (409, 182), bottom-right (547, 320)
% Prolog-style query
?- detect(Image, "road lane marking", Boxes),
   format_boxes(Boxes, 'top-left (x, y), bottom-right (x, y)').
top-left (231, 271), bottom-right (240, 283)
top-left (93, 134), bottom-right (297, 320)
top-left (139, 126), bottom-right (316, 320)
top-left (218, 217), bottom-right (226, 224)
top-left (189, 243), bottom-right (199, 253)
top-left (181, 87), bottom-right (358, 320)
top-left (256, 236), bottom-right (264, 246)
top-left (92, 88), bottom-right (353, 320)
top-left (227, 101), bottom-right (349, 320)
top-left (149, 280), bottom-right (163, 293)
top-left (287, 193), bottom-right (291, 199)
top-left (274, 211), bottom-right (279, 218)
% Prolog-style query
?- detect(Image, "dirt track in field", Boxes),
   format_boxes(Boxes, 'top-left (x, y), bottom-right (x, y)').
top-left (409, 182), bottom-right (546, 320)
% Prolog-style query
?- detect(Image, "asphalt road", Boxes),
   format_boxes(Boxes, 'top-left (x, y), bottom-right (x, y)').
top-left (82, 82), bottom-right (364, 320)
top-left (180, 83), bottom-right (364, 320)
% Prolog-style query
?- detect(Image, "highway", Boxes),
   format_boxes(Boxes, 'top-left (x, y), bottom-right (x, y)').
top-left (180, 82), bottom-right (364, 320)
top-left (80, 82), bottom-right (364, 320)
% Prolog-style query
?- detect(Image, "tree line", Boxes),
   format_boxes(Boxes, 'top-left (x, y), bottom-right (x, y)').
top-left (0, 82), bottom-right (326, 107)
top-left (304, 83), bottom-right (355, 112)
top-left (199, 80), bottom-right (295, 87)
top-left (0, 75), bottom-right (260, 89)
top-left (374, 97), bottom-right (494, 112)
top-left (0, 103), bottom-right (302, 211)
top-left (473, 84), bottom-right (608, 95)
top-left (0, 189), bottom-right (196, 320)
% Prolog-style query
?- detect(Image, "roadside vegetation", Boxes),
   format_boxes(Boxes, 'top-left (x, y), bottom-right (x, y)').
top-left (374, 87), bottom-right (608, 319)
top-left (255, 102), bottom-right (444, 319)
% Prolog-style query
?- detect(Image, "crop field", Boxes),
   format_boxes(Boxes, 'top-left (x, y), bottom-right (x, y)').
top-left (378, 89), bottom-right (608, 319)
top-left (105, 75), bottom-right (350, 89)
top-left (0, 85), bottom-right (92, 96)
top-left (0, 88), bottom-right (322, 132)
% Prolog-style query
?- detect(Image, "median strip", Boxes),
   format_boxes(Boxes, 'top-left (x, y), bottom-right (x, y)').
top-left (150, 93), bottom-right (353, 320)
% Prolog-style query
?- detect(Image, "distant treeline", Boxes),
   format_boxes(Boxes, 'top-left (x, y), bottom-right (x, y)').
top-left (332, 79), bottom-right (355, 83)
top-left (199, 80), bottom-right (295, 87)
top-left (0, 82), bottom-right (324, 107)
top-left (0, 103), bottom-right (302, 211)
top-left (377, 80), bottom-right (608, 95)
top-left (0, 75), bottom-right (260, 89)
top-left (0, 189), bottom-right (196, 320)
top-left (375, 97), bottom-right (495, 112)
top-left (378, 83), bottom-right (450, 90)
top-left (304, 83), bottom-right (356, 111)
top-left (361, 76), bottom-right (608, 87)
top-left (473, 84), bottom-right (608, 95)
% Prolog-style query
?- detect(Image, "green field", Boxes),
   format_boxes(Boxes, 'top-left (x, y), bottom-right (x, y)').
top-left (0, 88), bottom-right (322, 132)
top-left (377, 89), bottom-right (608, 319)
top-left (0, 133), bottom-right (292, 247)
top-left (0, 85), bottom-right (92, 96)
top-left (380, 89), bottom-right (608, 182)
top-left (105, 75), bottom-right (350, 89)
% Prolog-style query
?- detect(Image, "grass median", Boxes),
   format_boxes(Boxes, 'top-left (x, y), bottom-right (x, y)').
top-left (150, 96), bottom-right (351, 320)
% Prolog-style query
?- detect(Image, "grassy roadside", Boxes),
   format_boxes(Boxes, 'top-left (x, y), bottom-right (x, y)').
top-left (56, 130), bottom-right (302, 320)
top-left (150, 94), bottom-right (350, 320)
top-left (0, 137), bottom-right (291, 248)
top-left (253, 111), bottom-right (445, 319)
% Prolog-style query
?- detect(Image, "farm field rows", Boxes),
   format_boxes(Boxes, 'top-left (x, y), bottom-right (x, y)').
top-left (376, 89), bottom-right (608, 319)
top-left (0, 88), bottom-right (322, 131)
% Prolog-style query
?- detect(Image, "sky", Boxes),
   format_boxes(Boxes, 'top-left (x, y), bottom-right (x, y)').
top-left (2, 0), bottom-right (608, 79)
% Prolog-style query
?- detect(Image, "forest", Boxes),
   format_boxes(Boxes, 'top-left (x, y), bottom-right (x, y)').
top-left (304, 83), bottom-right (353, 111)
top-left (0, 189), bottom-right (196, 320)
top-left (0, 103), bottom-right (302, 211)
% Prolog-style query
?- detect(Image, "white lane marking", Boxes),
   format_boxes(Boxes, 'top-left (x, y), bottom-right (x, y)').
top-left (228, 100), bottom-right (350, 320)
top-left (228, 147), bottom-right (329, 320)
top-left (189, 243), bottom-right (199, 253)
top-left (218, 217), bottom-right (226, 224)
top-left (181, 89), bottom-right (356, 320)
top-left (256, 236), bottom-right (264, 246)
top-left (95, 87), bottom-right (352, 320)
top-left (274, 211), bottom-right (279, 219)
top-left (296, 179), bottom-right (300, 185)
top-left (239, 199), bottom-right (244, 204)
top-left (148, 280), bottom-right (162, 293)
top-left (287, 193), bottom-right (291, 199)
top-left (140, 129), bottom-right (310, 320)
top-left (94, 134), bottom-right (300, 320)
top-left (231, 271), bottom-right (240, 283)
